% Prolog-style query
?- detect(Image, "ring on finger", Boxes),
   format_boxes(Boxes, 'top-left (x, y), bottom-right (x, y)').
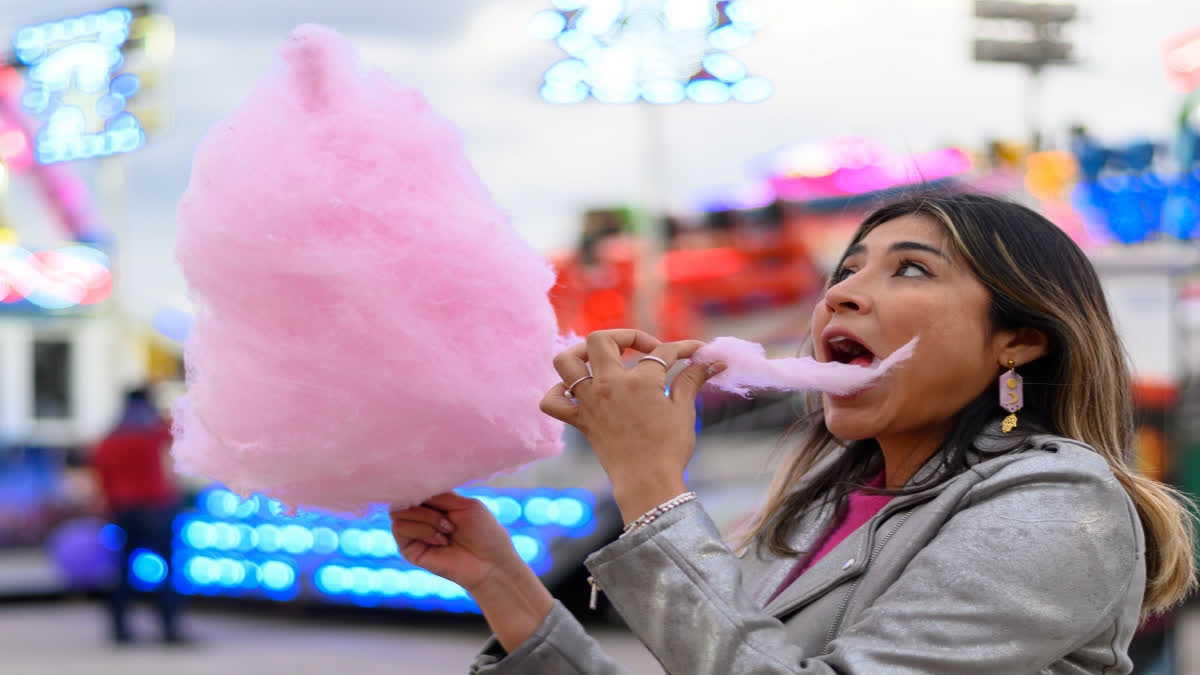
top-left (564, 374), bottom-right (593, 398)
top-left (637, 355), bottom-right (670, 370)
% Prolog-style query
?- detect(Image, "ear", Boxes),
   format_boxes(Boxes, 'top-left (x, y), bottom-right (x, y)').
top-left (993, 326), bottom-right (1053, 369)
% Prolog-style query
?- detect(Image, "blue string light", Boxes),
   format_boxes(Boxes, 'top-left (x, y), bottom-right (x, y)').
top-left (129, 549), bottom-right (167, 589)
top-left (1069, 135), bottom-right (1200, 243)
top-left (171, 486), bottom-right (599, 612)
top-left (98, 523), bottom-right (126, 552)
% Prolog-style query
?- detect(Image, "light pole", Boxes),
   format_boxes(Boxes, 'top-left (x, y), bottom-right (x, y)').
top-left (530, 0), bottom-right (771, 333)
top-left (972, 1), bottom-right (1077, 151)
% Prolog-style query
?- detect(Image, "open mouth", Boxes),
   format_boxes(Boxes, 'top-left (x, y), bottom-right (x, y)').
top-left (826, 335), bottom-right (876, 367)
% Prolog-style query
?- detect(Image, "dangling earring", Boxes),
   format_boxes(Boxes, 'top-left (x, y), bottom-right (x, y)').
top-left (999, 359), bottom-right (1023, 433)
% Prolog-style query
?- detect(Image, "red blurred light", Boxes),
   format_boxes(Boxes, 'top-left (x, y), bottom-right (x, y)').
top-left (661, 247), bottom-right (745, 282)
top-left (579, 288), bottom-right (628, 331)
top-left (0, 129), bottom-right (29, 162)
top-left (0, 67), bottom-right (21, 96)
top-left (1163, 25), bottom-right (1200, 93)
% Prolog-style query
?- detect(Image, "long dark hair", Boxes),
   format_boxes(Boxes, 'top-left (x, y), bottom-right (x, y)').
top-left (736, 191), bottom-right (1196, 616)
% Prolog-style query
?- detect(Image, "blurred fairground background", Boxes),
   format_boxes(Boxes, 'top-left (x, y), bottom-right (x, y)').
top-left (0, 1), bottom-right (1197, 673)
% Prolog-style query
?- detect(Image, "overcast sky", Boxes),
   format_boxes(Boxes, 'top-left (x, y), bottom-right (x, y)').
top-left (0, 0), bottom-right (1194, 320)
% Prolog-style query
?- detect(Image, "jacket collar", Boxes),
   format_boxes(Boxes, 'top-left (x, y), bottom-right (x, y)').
top-left (742, 419), bottom-right (1041, 616)
top-left (757, 488), bottom-right (932, 617)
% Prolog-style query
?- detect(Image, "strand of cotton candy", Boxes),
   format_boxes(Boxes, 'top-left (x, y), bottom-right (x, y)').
top-left (171, 24), bottom-right (565, 514)
top-left (692, 337), bottom-right (919, 397)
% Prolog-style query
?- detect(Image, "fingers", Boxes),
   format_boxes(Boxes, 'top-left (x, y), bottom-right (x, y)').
top-left (398, 539), bottom-right (431, 563)
top-left (669, 339), bottom-right (708, 361)
top-left (552, 329), bottom-right (662, 399)
top-left (552, 350), bottom-right (591, 390)
top-left (545, 334), bottom-right (712, 417)
top-left (391, 519), bottom-right (449, 548)
top-left (389, 502), bottom-right (457, 548)
top-left (552, 329), bottom-right (664, 382)
top-left (632, 340), bottom-right (706, 377)
top-left (669, 360), bottom-right (727, 403)
top-left (540, 382), bottom-right (579, 425)
top-left (389, 503), bottom-right (457, 533)
top-left (585, 329), bottom-right (662, 378)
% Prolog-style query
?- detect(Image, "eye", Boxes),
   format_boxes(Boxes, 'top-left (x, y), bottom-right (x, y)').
top-left (896, 260), bottom-right (930, 278)
top-left (830, 266), bottom-right (856, 284)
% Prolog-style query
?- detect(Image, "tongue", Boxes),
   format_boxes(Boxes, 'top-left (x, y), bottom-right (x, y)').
top-left (849, 354), bottom-right (874, 367)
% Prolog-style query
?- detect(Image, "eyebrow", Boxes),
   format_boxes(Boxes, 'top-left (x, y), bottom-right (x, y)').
top-left (843, 240), bottom-right (952, 262)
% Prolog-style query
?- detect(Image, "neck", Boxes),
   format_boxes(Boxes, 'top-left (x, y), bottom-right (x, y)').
top-left (875, 424), bottom-right (950, 489)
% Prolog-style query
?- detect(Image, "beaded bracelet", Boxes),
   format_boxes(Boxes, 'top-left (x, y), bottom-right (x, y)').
top-left (620, 491), bottom-right (698, 537)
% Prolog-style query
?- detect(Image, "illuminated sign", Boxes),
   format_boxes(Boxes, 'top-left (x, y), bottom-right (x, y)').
top-left (12, 7), bottom-right (146, 164)
top-left (0, 243), bottom-right (112, 309)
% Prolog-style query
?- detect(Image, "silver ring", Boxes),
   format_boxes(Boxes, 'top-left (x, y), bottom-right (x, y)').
top-left (564, 375), bottom-right (593, 398)
top-left (638, 355), bottom-right (670, 370)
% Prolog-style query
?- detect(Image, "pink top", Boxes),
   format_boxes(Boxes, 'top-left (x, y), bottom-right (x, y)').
top-left (767, 473), bottom-right (893, 604)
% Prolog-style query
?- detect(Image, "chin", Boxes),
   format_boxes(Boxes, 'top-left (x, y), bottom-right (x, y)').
top-left (822, 398), bottom-right (885, 441)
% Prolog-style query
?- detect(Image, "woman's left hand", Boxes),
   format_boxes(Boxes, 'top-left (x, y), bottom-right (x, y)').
top-left (539, 329), bottom-right (724, 524)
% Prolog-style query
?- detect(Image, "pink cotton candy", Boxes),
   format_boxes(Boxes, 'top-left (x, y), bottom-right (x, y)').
top-left (171, 25), bottom-right (565, 514)
top-left (693, 337), bottom-right (919, 397)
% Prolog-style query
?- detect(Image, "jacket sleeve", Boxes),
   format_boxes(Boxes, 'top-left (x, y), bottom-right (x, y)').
top-left (468, 600), bottom-right (634, 674)
top-left (583, 456), bottom-right (1144, 674)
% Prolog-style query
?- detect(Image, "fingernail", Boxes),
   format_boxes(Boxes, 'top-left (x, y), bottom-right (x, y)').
top-left (438, 518), bottom-right (455, 533)
top-left (433, 533), bottom-right (449, 546)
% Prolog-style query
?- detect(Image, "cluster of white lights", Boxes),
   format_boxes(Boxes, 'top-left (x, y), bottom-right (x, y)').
top-left (531, 0), bottom-right (771, 104)
top-left (13, 7), bottom-right (147, 164)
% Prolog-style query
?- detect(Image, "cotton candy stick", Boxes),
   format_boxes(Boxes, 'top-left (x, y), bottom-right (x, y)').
top-left (693, 337), bottom-right (919, 397)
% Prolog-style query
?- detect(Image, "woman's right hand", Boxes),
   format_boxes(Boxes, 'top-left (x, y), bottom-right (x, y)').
top-left (392, 492), bottom-right (556, 652)
top-left (389, 491), bottom-right (523, 593)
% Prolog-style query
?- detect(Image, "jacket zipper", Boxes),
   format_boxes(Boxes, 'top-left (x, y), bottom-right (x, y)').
top-left (823, 509), bottom-right (914, 650)
top-left (588, 576), bottom-right (600, 610)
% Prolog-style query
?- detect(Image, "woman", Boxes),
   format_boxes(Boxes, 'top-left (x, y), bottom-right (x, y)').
top-left (390, 192), bottom-right (1196, 674)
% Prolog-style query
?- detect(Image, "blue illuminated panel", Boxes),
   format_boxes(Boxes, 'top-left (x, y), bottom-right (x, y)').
top-left (1071, 168), bottom-right (1200, 243)
top-left (13, 7), bottom-right (146, 164)
top-left (169, 487), bottom-right (598, 613)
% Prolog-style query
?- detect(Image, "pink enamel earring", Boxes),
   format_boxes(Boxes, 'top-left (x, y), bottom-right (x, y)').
top-left (999, 359), bottom-right (1023, 433)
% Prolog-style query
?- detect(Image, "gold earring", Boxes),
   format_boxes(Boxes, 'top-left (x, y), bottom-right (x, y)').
top-left (999, 359), bottom-right (1023, 433)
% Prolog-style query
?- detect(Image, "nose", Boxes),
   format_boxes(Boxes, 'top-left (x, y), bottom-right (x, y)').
top-left (823, 276), bottom-right (872, 314)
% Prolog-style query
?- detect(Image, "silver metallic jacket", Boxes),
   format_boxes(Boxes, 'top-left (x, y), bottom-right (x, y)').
top-left (471, 427), bottom-right (1146, 674)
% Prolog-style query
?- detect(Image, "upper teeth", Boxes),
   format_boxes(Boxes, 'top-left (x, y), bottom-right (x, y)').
top-left (829, 336), bottom-right (848, 343)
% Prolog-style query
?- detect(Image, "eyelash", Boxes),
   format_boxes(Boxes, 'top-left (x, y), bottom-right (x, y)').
top-left (830, 258), bottom-right (932, 284)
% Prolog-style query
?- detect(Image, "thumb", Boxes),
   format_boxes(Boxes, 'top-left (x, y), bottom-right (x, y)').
top-left (670, 361), bottom-right (726, 403)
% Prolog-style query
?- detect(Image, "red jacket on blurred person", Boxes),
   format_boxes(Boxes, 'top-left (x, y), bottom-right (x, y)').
top-left (91, 389), bottom-right (178, 512)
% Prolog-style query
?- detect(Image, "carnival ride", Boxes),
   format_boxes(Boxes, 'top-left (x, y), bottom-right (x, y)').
top-left (6, 6), bottom-right (1198, 619)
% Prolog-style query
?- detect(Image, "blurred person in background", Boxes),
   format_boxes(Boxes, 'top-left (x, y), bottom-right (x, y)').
top-left (90, 386), bottom-right (186, 645)
top-left (392, 192), bottom-right (1196, 674)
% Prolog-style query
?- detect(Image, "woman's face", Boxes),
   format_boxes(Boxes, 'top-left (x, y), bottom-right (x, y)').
top-left (811, 214), bottom-right (998, 442)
